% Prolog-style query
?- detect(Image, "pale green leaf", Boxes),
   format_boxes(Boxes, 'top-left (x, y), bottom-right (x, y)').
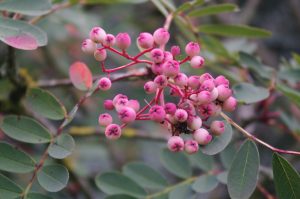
top-left (189, 3), bottom-right (238, 17)
top-left (192, 174), bottom-right (218, 193)
top-left (233, 83), bottom-right (269, 104)
top-left (48, 134), bottom-right (75, 159)
top-left (0, 0), bottom-right (51, 16)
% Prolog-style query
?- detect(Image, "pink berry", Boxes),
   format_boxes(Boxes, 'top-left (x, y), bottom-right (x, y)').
top-left (82, 39), bottom-right (96, 54)
top-left (214, 75), bottom-right (229, 86)
top-left (116, 32), bottom-right (131, 50)
top-left (164, 103), bottom-right (177, 115)
top-left (184, 140), bottom-right (199, 154)
top-left (187, 116), bottom-right (202, 130)
top-left (104, 99), bottom-right (114, 110)
top-left (210, 87), bottom-right (219, 101)
top-left (98, 113), bottom-right (113, 126)
top-left (198, 103), bottom-right (217, 118)
top-left (217, 85), bottom-right (232, 101)
top-left (89, 27), bottom-right (106, 43)
top-left (193, 128), bottom-right (212, 145)
top-left (98, 77), bottom-right (112, 91)
top-left (185, 42), bottom-right (200, 57)
top-left (200, 79), bottom-right (215, 92)
top-left (127, 99), bottom-right (140, 112)
top-left (174, 73), bottom-right (188, 87)
top-left (150, 48), bottom-right (165, 63)
top-left (163, 51), bottom-right (174, 62)
top-left (178, 101), bottom-right (196, 115)
top-left (174, 109), bottom-right (188, 122)
top-left (167, 136), bottom-right (184, 152)
top-left (144, 81), bottom-right (158, 94)
top-left (94, 48), bottom-right (107, 61)
top-left (153, 28), bottom-right (170, 46)
top-left (151, 63), bottom-right (164, 75)
top-left (196, 91), bottom-right (212, 104)
top-left (137, 32), bottom-right (154, 49)
top-left (199, 73), bottom-right (213, 83)
top-left (105, 124), bottom-right (121, 140)
top-left (115, 98), bottom-right (129, 112)
top-left (188, 76), bottom-right (201, 89)
top-left (117, 107), bottom-right (136, 123)
top-left (223, 96), bottom-right (237, 112)
top-left (210, 120), bottom-right (225, 136)
top-left (103, 34), bottom-right (116, 47)
top-left (163, 60), bottom-right (180, 77)
top-left (154, 75), bottom-right (168, 88)
top-left (190, 56), bottom-right (205, 69)
top-left (113, 94), bottom-right (128, 106)
top-left (149, 105), bottom-right (166, 122)
top-left (171, 45), bottom-right (180, 57)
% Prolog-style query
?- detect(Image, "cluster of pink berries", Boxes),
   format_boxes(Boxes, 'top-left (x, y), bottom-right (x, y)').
top-left (81, 26), bottom-right (237, 154)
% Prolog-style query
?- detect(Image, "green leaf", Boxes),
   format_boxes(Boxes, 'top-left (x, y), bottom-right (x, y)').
top-left (23, 193), bottom-right (53, 199)
top-left (0, 16), bottom-right (47, 50)
top-left (48, 134), bottom-right (75, 159)
top-left (26, 88), bottom-right (66, 120)
top-left (220, 142), bottom-right (237, 169)
top-left (174, 0), bottom-right (205, 15)
top-left (233, 83), bottom-right (270, 104)
top-left (81, 0), bottom-right (147, 4)
top-left (189, 150), bottom-right (214, 171)
top-left (202, 121), bottom-right (232, 155)
top-left (0, 0), bottom-right (51, 16)
top-left (105, 195), bottom-right (136, 199)
top-left (0, 142), bottom-right (35, 173)
top-left (200, 35), bottom-right (230, 58)
top-left (276, 83), bottom-right (300, 108)
top-left (160, 149), bottom-right (192, 178)
top-left (278, 69), bottom-right (300, 84)
top-left (188, 3), bottom-right (238, 17)
top-left (192, 174), bottom-right (218, 193)
top-left (199, 24), bottom-right (272, 38)
top-left (95, 171), bottom-right (147, 198)
top-left (169, 184), bottom-right (195, 199)
top-left (272, 153), bottom-right (300, 199)
top-left (37, 164), bottom-right (69, 192)
top-left (216, 171), bottom-right (228, 184)
top-left (228, 140), bottom-right (260, 199)
top-left (0, 115), bottom-right (52, 144)
top-left (151, 0), bottom-right (168, 17)
top-left (123, 162), bottom-right (168, 189)
top-left (0, 173), bottom-right (22, 199)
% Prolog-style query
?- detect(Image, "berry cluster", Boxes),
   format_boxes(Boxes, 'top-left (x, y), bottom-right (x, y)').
top-left (81, 26), bottom-right (237, 154)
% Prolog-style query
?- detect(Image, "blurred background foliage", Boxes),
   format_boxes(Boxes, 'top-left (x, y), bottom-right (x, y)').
top-left (0, 0), bottom-right (300, 198)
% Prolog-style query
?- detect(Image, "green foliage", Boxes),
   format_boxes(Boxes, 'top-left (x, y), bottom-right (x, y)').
top-left (192, 174), bottom-right (218, 193)
top-left (26, 88), bottom-right (67, 120)
top-left (1, 115), bottom-right (52, 144)
top-left (0, 0), bottom-right (51, 16)
top-left (37, 164), bottom-right (69, 192)
top-left (48, 134), bottom-right (75, 159)
top-left (233, 83), bottom-right (270, 104)
top-left (22, 193), bottom-right (53, 199)
top-left (169, 184), bottom-right (195, 199)
top-left (0, 173), bottom-right (22, 198)
top-left (189, 149), bottom-right (214, 171)
top-left (188, 3), bottom-right (238, 17)
top-left (228, 140), bottom-right (260, 199)
top-left (80, 0), bottom-right (148, 4)
top-left (272, 153), bottom-right (300, 199)
top-left (0, 142), bottom-right (35, 173)
top-left (220, 142), bottom-right (237, 169)
top-left (276, 83), bottom-right (300, 108)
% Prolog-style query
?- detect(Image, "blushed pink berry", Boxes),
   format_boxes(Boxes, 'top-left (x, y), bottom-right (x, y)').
top-left (150, 48), bottom-right (164, 63)
top-left (115, 98), bottom-right (129, 112)
top-left (167, 136), bottom-right (184, 152)
top-left (198, 103), bottom-right (217, 118)
top-left (113, 94), bottom-right (128, 106)
top-left (210, 120), bottom-right (225, 136)
top-left (188, 76), bottom-right (201, 89)
top-left (144, 81), bottom-right (157, 94)
top-left (105, 124), bottom-right (121, 140)
top-left (154, 75), bottom-right (168, 88)
top-left (98, 113), bottom-right (113, 126)
top-left (185, 42), bottom-right (200, 57)
top-left (223, 96), bottom-right (237, 112)
top-left (171, 45), bottom-right (180, 57)
top-left (149, 105), bottom-right (166, 122)
top-left (187, 116), bottom-right (202, 130)
top-left (196, 91), bottom-right (212, 104)
top-left (174, 109), bottom-right (188, 122)
top-left (163, 60), bottom-right (180, 77)
top-left (164, 103), bottom-right (177, 115)
top-left (193, 128), bottom-right (212, 145)
top-left (210, 87), bottom-right (219, 101)
top-left (137, 32), bottom-right (154, 49)
top-left (116, 33), bottom-right (131, 50)
top-left (190, 56), bottom-right (205, 69)
top-left (214, 75), bottom-right (229, 86)
top-left (94, 48), bottom-right (107, 61)
top-left (82, 39), bottom-right (96, 54)
top-left (89, 27), bottom-right (106, 43)
top-left (118, 107), bottom-right (136, 123)
top-left (104, 99), bottom-right (114, 110)
top-left (98, 77), bottom-right (112, 91)
top-left (199, 73), bottom-right (213, 83)
top-left (217, 85), bottom-right (232, 101)
top-left (174, 73), bottom-right (188, 87)
top-left (163, 51), bottom-right (173, 62)
top-left (127, 99), bottom-right (140, 112)
top-left (184, 140), bottom-right (199, 154)
top-left (200, 79), bottom-right (215, 92)
top-left (153, 28), bottom-right (170, 46)
top-left (151, 63), bottom-right (164, 75)
top-left (103, 34), bottom-right (116, 46)
top-left (178, 101), bottom-right (196, 115)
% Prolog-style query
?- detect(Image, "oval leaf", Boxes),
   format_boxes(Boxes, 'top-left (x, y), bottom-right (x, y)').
top-left (69, 62), bottom-right (93, 91)
top-left (0, 0), bottom-right (51, 16)
top-left (0, 173), bottom-right (22, 199)
top-left (123, 162), bottom-right (168, 189)
top-left (0, 142), bottom-right (35, 173)
top-left (199, 24), bottom-right (271, 38)
top-left (216, 171), bottom-right (228, 184)
top-left (105, 195), bottom-right (136, 199)
top-left (0, 115), bottom-right (52, 144)
top-left (276, 83), bottom-right (300, 108)
top-left (95, 171), bottom-right (147, 198)
top-left (220, 142), bottom-right (237, 169)
top-left (228, 140), bottom-right (260, 199)
top-left (48, 134), bottom-right (75, 159)
top-left (189, 150), bottom-right (214, 171)
top-left (169, 184), bottom-right (196, 199)
top-left (0, 16), bottom-right (47, 50)
top-left (272, 153), bottom-right (300, 199)
top-left (202, 121), bottom-right (232, 155)
top-left (26, 88), bottom-right (66, 120)
top-left (37, 164), bottom-right (69, 192)
top-left (188, 3), bottom-right (238, 17)
top-left (233, 83), bottom-right (270, 104)
top-left (192, 174), bottom-right (218, 193)
top-left (160, 149), bottom-right (192, 178)
top-left (21, 193), bottom-right (53, 199)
